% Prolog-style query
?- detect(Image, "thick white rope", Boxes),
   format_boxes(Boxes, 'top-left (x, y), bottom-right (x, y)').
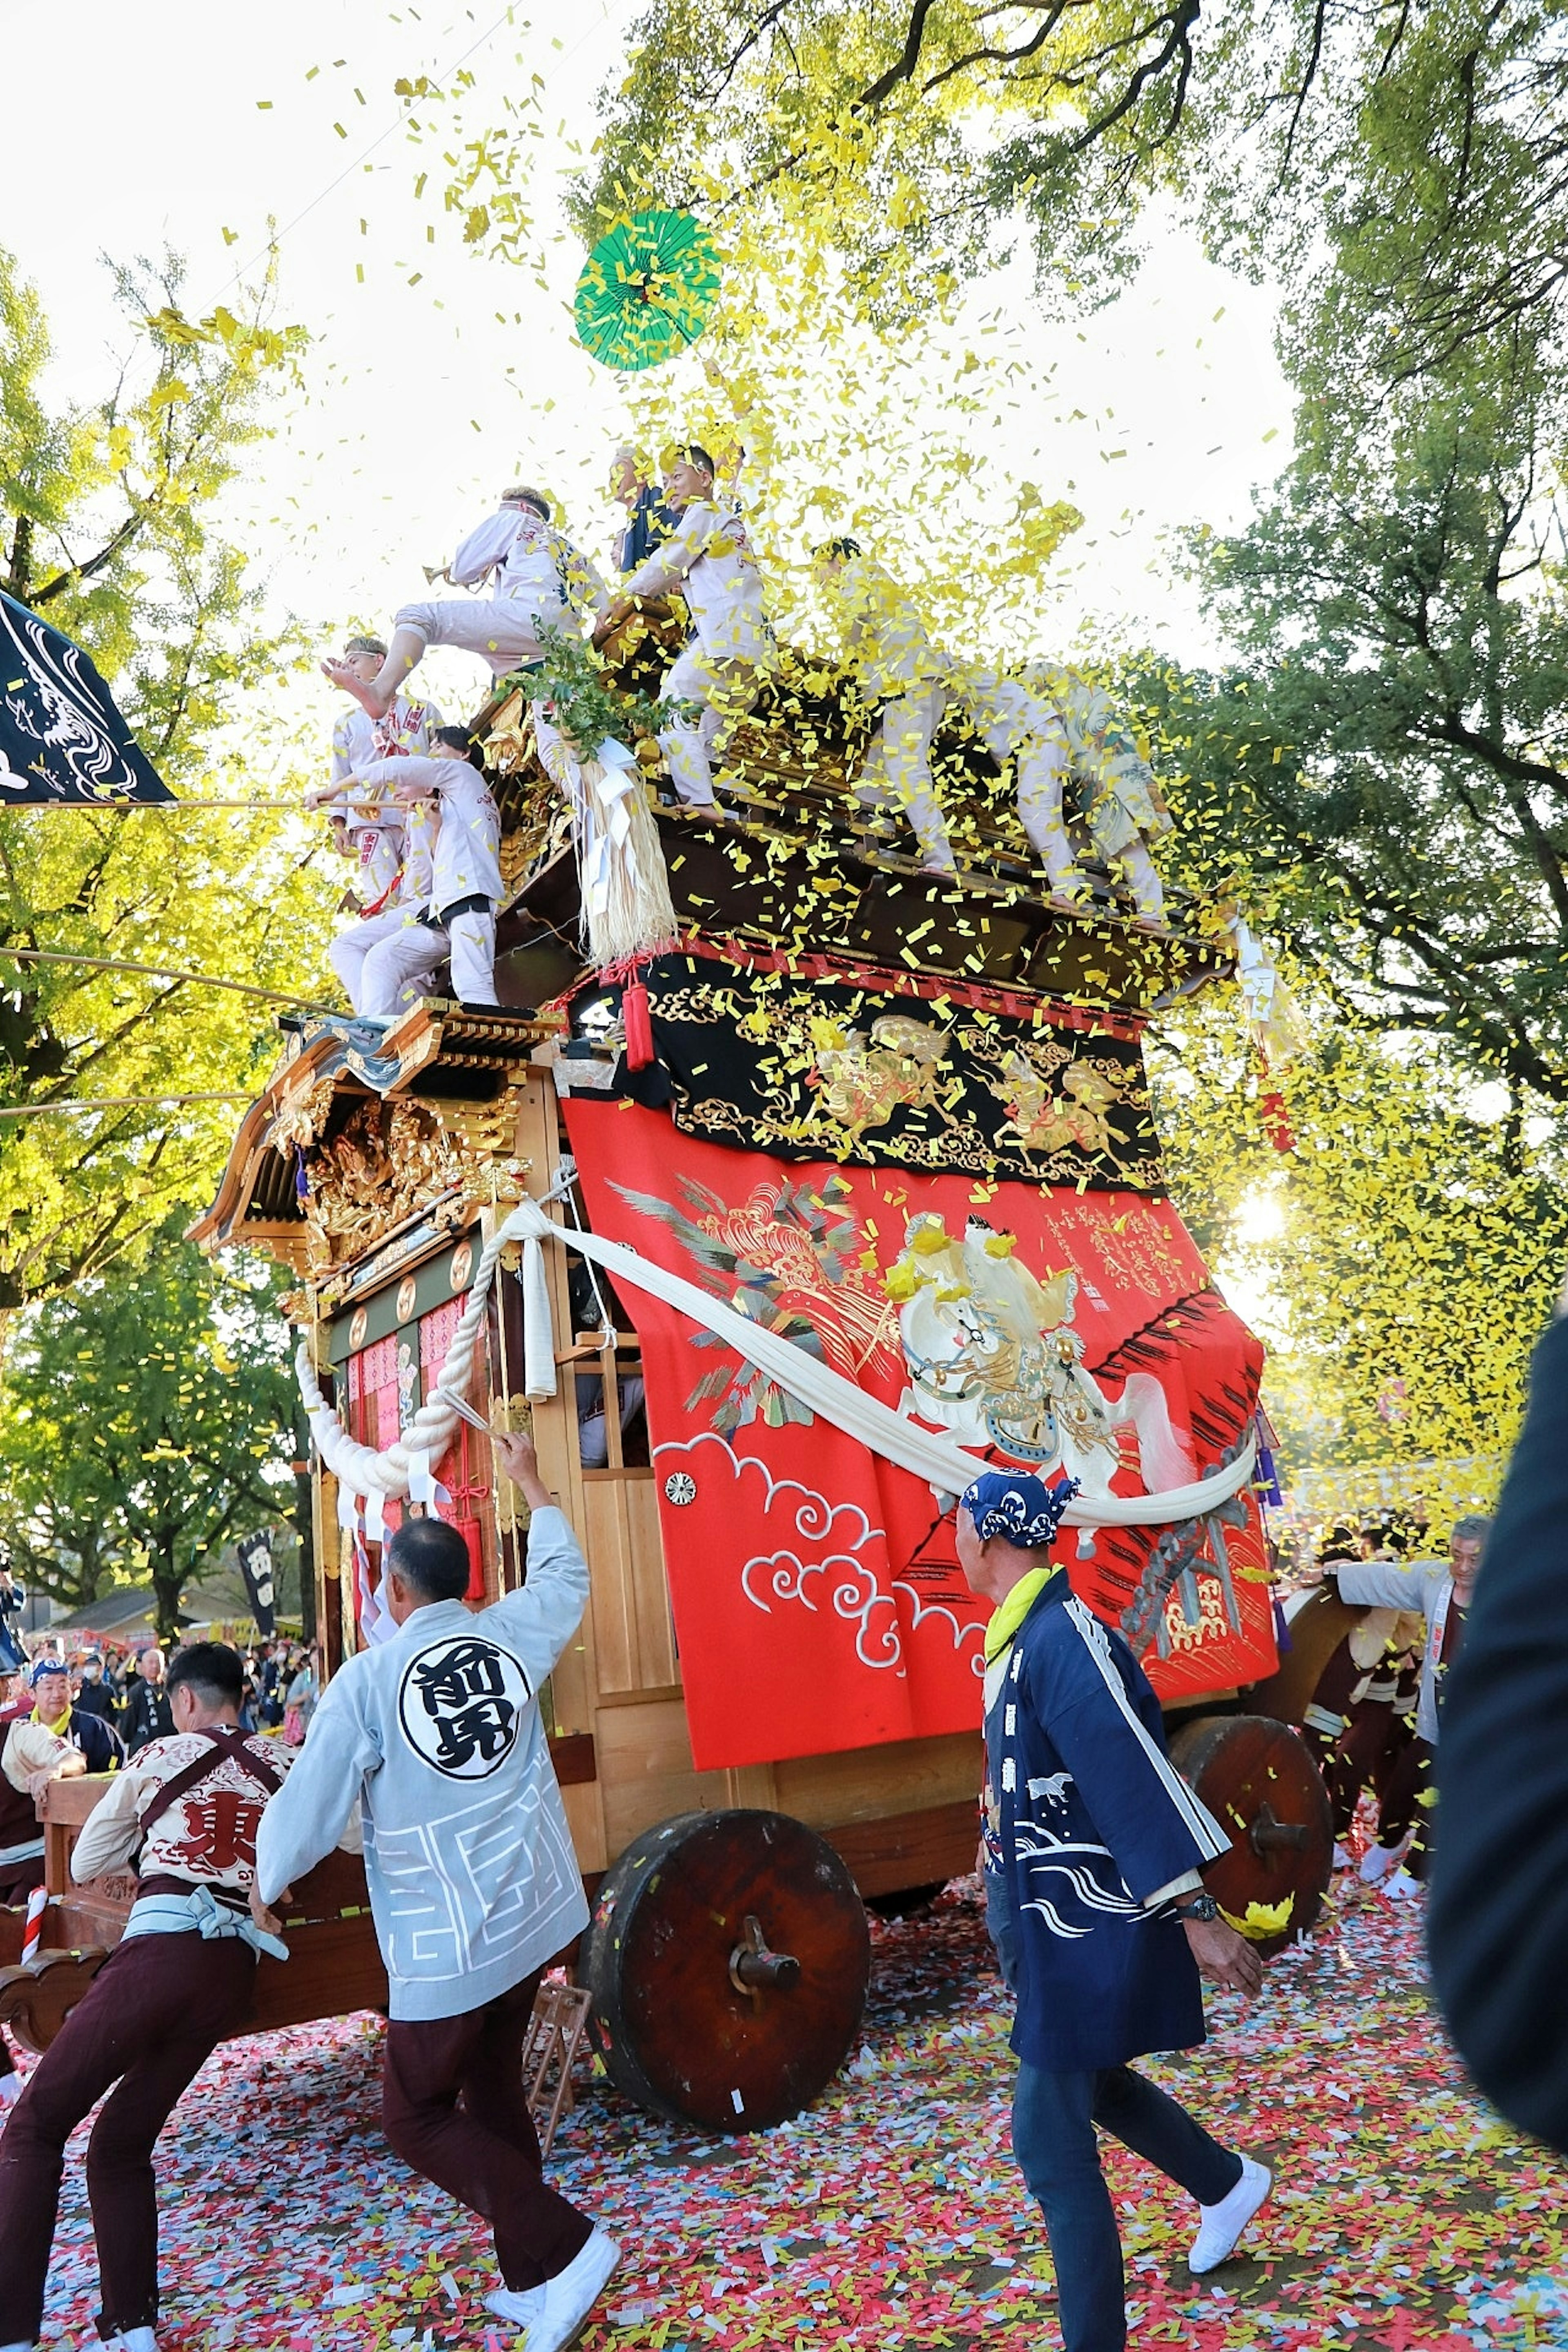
top-left (293, 1208), bottom-right (559, 1500)
top-left (296, 1190), bottom-right (1256, 1524)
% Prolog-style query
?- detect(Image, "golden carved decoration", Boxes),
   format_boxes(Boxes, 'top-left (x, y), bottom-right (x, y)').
top-left (294, 1090), bottom-right (537, 1272)
top-left (272, 1074), bottom-right (341, 1154)
top-left (298, 1098), bottom-right (469, 1271)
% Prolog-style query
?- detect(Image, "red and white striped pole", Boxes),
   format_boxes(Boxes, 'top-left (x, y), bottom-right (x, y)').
top-left (20, 1887), bottom-right (47, 1962)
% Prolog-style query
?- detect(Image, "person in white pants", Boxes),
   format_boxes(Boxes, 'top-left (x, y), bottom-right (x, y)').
top-left (341, 728), bottom-right (504, 1011)
top-left (1015, 662), bottom-right (1172, 924)
top-left (592, 444), bottom-right (775, 811)
top-left (962, 668), bottom-right (1088, 907)
top-left (813, 539), bottom-right (957, 874)
top-left (321, 491), bottom-right (610, 720)
top-left (325, 800), bottom-right (437, 1017)
top-left (322, 636), bottom-right (443, 903)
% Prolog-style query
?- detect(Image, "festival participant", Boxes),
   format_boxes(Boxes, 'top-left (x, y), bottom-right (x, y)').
top-left (323, 490), bottom-right (611, 720)
top-left (321, 795), bottom-right (437, 1020)
top-left (1327, 1515), bottom-right (1490, 1898)
top-left (316, 635), bottom-right (442, 907)
top-left (961, 1469), bottom-right (1269, 2352)
top-left (3, 1658), bottom-right (123, 1797)
top-left (811, 539), bottom-right (958, 874)
top-left (1331, 1612), bottom-right (1423, 1871)
top-left (0, 1672), bottom-right (41, 1913)
top-left (610, 445), bottom-right (677, 575)
top-left (593, 443), bottom-right (774, 814)
top-left (71, 1653), bottom-right (118, 1728)
top-left (0, 1643), bottom-right (293, 2352)
top-left (331, 727), bottom-right (503, 1013)
top-left (1012, 662), bottom-right (1172, 923)
top-left (118, 1650), bottom-right (174, 1755)
top-left (1429, 1302), bottom-right (1568, 2152)
top-left (962, 667), bottom-right (1099, 907)
top-left (252, 1431), bottom-right (616, 2352)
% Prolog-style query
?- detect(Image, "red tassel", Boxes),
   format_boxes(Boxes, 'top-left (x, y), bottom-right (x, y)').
top-left (1261, 1089), bottom-right (1296, 1154)
top-left (622, 980), bottom-right (655, 1070)
top-left (457, 1516), bottom-right (487, 1602)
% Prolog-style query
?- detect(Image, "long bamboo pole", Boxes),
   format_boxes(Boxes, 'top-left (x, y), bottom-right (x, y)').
top-left (0, 946), bottom-right (338, 1013)
top-left (0, 1094), bottom-right (253, 1120)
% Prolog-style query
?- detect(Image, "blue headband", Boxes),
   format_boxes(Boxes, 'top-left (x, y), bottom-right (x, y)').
top-left (960, 1470), bottom-right (1078, 1548)
top-left (29, 1657), bottom-right (67, 1684)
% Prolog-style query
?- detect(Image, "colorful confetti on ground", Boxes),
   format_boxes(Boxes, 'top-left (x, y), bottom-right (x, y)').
top-left (22, 1861), bottom-right (1567, 2351)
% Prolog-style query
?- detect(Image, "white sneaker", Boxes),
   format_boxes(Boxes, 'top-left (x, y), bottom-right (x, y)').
top-left (1359, 1842), bottom-right (1401, 1884)
top-left (1384, 1867), bottom-right (1423, 1901)
top-left (485, 2282), bottom-right (547, 2333)
top-left (1189, 2154), bottom-right (1272, 2273)
top-left (528, 2229), bottom-right (620, 2352)
top-left (1332, 1842), bottom-right (1354, 1871)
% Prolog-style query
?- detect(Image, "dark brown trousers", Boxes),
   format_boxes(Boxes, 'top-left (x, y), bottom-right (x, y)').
top-left (0, 1930), bottom-right (255, 2343)
top-left (382, 1970), bottom-right (592, 2292)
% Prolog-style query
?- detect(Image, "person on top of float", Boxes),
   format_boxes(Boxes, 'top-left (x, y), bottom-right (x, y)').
top-left (310, 633), bottom-right (443, 907)
top-left (335, 725), bottom-right (502, 1015)
top-left (960, 1468), bottom-right (1270, 2352)
top-left (593, 441), bottom-right (775, 815)
top-left (812, 537), bottom-right (959, 875)
top-left (321, 488), bottom-right (611, 720)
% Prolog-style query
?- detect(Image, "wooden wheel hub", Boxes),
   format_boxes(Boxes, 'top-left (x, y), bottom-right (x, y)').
top-left (1167, 1712), bottom-right (1334, 1957)
top-left (577, 1809), bottom-right (871, 2133)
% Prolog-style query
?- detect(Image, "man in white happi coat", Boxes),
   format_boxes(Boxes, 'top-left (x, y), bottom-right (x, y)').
top-left (318, 635), bottom-right (443, 906)
top-left (252, 1433), bottom-right (619, 2352)
top-left (334, 727), bottom-right (504, 1012)
top-left (321, 490), bottom-right (611, 720)
top-left (593, 443), bottom-right (775, 812)
top-left (812, 539), bottom-right (958, 874)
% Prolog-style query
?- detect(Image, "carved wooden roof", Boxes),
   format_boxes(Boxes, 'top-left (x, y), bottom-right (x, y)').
top-left (188, 1001), bottom-right (556, 1276)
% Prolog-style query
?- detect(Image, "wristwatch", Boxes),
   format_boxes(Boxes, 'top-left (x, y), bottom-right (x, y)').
top-left (1173, 1891), bottom-right (1220, 1923)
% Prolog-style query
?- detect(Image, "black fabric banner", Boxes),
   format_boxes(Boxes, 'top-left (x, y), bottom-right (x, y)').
top-left (631, 953), bottom-right (1164, 1190)
top-left (236, 1531), bottom-right (277, 1637)
top-left (0, 592), bottom-right (173, 804)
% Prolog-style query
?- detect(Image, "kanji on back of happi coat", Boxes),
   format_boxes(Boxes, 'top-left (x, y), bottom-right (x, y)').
top-left (562, 944), bottom-right (1273, 1773)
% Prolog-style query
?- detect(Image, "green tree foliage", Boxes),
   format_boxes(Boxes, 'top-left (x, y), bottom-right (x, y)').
top-left (0, 247), bottom-right (332, 1312)
top-left (0, 1227), bottom-right (305, 1638)
top-left (1151, 992), bottom-right (1568, 1509)
top-left (553, 2), bottom-right (1568, 350)
top-left (1145, 382), bottom-right (1568, 1103)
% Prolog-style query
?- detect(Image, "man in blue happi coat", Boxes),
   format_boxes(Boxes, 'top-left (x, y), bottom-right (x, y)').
top-left (959, 1470), bottom-right (1272, 2352)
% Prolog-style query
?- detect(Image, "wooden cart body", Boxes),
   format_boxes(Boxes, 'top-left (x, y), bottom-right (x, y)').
top-left (0, 656), bottom-right (1339, 2120)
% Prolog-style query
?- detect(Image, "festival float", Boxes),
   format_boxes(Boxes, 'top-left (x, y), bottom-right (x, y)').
top-left (0, 607), bottom-right (1341, 2132)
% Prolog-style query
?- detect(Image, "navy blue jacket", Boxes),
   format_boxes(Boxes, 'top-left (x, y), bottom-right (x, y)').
top-left (983, 1570), bottom-right (1230, 2071)
top-left (1429, 1317), bottom-right (1568, 2150)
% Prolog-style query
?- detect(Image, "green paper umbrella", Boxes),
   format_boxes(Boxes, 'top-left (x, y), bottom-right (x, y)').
top-left (574, 209), bottom-right (722, 372)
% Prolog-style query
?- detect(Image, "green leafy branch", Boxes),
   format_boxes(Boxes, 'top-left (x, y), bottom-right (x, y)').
top-left (506, 625), bottom-right (695, 760)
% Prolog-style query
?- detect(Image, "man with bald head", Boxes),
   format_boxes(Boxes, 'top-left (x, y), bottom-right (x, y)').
top-left (959, 1469), bottom-right (1270, 2352)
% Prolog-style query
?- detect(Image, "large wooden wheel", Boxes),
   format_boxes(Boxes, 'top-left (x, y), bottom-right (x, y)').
top-left (578, 1809), bottom-right (871, 2134)
top-left (1167, 1713), bottom-right (1333, 1958)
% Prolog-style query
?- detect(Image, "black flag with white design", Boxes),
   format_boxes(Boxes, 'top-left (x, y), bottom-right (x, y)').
top-left (236, 1530), bottom-right (277, 1637)
top-left (0, 592), bottom-right (174, 804)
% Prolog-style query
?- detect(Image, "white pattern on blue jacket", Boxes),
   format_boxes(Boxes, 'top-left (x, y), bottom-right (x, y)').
top-left (255, 1508), bottom-right (590, 2021)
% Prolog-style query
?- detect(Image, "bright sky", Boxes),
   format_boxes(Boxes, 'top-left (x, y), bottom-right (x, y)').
top-left (2, 0), bottom-right (1294, 748)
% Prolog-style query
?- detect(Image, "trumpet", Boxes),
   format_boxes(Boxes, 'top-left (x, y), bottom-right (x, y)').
top-left (422, 562), bottom-right (454, 586)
